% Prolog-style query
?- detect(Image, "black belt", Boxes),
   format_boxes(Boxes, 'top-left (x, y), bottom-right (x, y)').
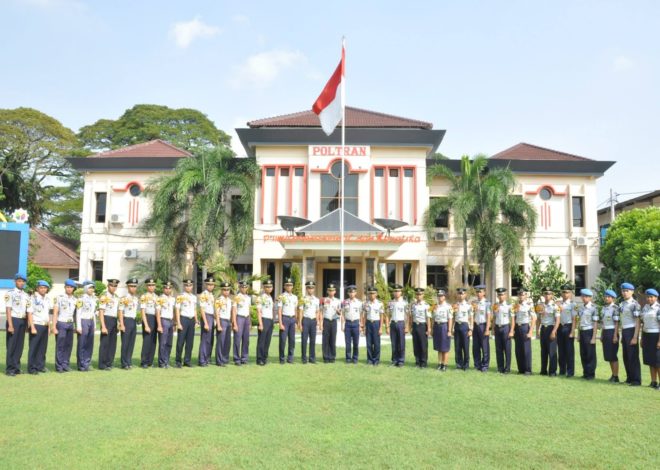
top-left (58, 319), bottom-right (74, 323)
top-left (367, 319), bottom-right (380, 323)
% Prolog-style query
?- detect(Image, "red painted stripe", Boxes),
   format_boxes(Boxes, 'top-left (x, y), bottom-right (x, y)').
top-left (288, 165), bottom-right (293, 216)
top-left (398, 166), bottom-right (403, 220)
top-left (273, 165), bottom-right (279, 223)
top-left (135, 199), bottom-right (139, 225)
top-left (260, 167), bottom-right (265, 224)
top-left (412, 167), bottom-right (417, 225)
top-left (540, 204), bottom-right (544, 229)
top-left (384, 166), bottom-right (389, 218)
top-left (370, 166), bottom-right (374, 223)
top-left (548, 204), bottom-right (551, 227)
top-left (303, 165), bottom-right (308, 218)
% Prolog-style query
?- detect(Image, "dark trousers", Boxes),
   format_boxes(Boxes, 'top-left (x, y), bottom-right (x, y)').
top-left (540, 325), bottom-right (558, 375)
top-left (233, 316), bottom-right (250, 364)
top-left (390, 320), bottom-right (406, 365)
top-left (621, 327), bottom-right (641, 384)
top-left (322, 318), bottom-right (337, 361)
top-left (55, 321), bottom-right (74, 371)
top-left (28, 324), bottom-right (48, 373)
top-left (579, 329), bottom-right (597, 378)
top-left (472, 322), bottom-right (490, 370)
top-left (557, 323), bottom-right (575, 376)
top-left (257, 318), bottom-right (274, 364)
top-left (120, 318), bottom-right (136, 368)
top-left (411, 322), bottom-right (428, 367)
top-left (494, 324), bottom-right (512, 372)
top-left (77, 318), bottom-right (95, 371)
top-left (175, 316), bottom-right (195, 366)
top-left (216, 318), bottom-right (231, 365)
top-left (140, 314), bottom-right (157, 367)
top-left (514, 324), bottom-right (532, 373)
top-left (454, 323), bottom-right (470, 369)
top-left (99, 315), bottom-right (118, 369)
top-left (158, 318), bottom-right (173, 367)
top-left (279, 315), bottom-right (296, 362)
top-left (6, 317), bottom-right (26, 374)
top-left (198, 314), bottom-right (215, 366)
top-left (344, 320), bottom-right (360, 363)
top-left (301, 318), bottom-right (317, 363)
top-left (365, 320), bottom-right (381, 364)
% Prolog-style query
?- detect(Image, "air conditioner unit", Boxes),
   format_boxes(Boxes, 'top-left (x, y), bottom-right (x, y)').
top-left (433, 232), bottom-right (449, 242)
top-left (575, 236), bottom-right (588, 246)
top-left (110, 214), bottom-right (124, 224)
top-left (124, 249), bottom-right (138, 259)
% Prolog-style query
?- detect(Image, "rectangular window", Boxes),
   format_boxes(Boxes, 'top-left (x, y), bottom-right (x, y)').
top-left (403, 262), bottom-right (412, 286)
top-left (427, 265), bottom-right (448, 290)
top-left (389, 168), bottom-right (399, 177)
top-left (404, 168), bottom-right (413, 177)
top-left (282, 262), bottom-right (292, 282)
top-left (574, 266), bottom-right (586, 295)
top-left (294, 167), bottom-right (304, 177)
top-left (266, 262), bottom-right (276, 298)
top-left (95, 192), bottom-right (107, 223)
top-left (91, 261), bottom-right (103, 282)
top-left (232, 264), bottom-right (253, 281)
top-left (468, 269), bottom-right (480, 288)
top-left (280, 168), bottom-right (289, 177)
top-left (386, 263), bottom-right (396, 286)
top-left (266, 167), bottom-right (275, 177)
top-left (430, 197), bottom-right (449, 228)
top-left (572, 196), bottom-right (584, 227)
top-left (375, 168), bottom-right (384, 177)
top-left (68, 269), bottom-right (79, 280)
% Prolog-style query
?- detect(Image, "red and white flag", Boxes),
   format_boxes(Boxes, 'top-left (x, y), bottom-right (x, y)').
top-left (312, 44), bottom-right (345, 136)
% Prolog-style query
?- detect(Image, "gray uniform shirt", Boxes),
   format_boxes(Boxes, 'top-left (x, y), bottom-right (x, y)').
top-left (515, 300), bottom-right (536, 325)
top-left (257, 293), bottom-right (274, 320)
top-left (493, 302), bottom-right (514, 326)
top-left (364, 299), bottom-right (384, 322)
top-left (577, 302), bottom-right (599, 330)
top-left (600, 304), bottom-right (619, 330)
top-left (410, 301), bottom-right (431, 323)
top-left (343, 298), bottom-right (363, 322)
top-left (98, 291), bottom-right (120, 318)
top-left (5, 288), bottom-right (30, 319)
top-left (473, 299), bottom-right (491, 324)
top-left (433, 303), bottom-right (453, 323)
top-left (28, 293), bottom-right (52, 324)
top-left (558, 300), bottom-right (578, 325)
top-left (158, 294), bottom-right (175, 320)
top-left (321, 297), bottom-right (341, 320)
top-left (388, 298), bottom-right (408, 322)
top-left (641, 302), bottom-right (660, 333)
top-left (299, 295), bottom-right (320, 319)
top-left (619, 299), bottom-right (641, 329)
top-left (119, 294), bottom-right (139, 319)
top-left (55, 294), bottom-right (77, 322)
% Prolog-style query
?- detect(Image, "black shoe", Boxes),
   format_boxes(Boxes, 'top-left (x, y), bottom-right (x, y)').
top-left (549, 373), bottom-right (557, 377)
top-left (524, 372), bottom-right (532, 376)
top-left (648, 381), bottom-right (658, 388)
top-left (183, 363), bottom-right (192, 368)
top-left (104, 367), bottom-right (112, 371)
top-left (29, 370), bottom-right (39, 375)
top-left (280, 361), bottom-right (285, 365)
top-left (39, 368), bottom-right (49, 373)
top-left (540, 371), bottom-right (548, 376)
top-left (612, 376), bottom-right (620, 383)
top-left (629, 382), bottom-right (641, 387)
top-left (175, 363), bottom-right (182, 368)
top-left (302, 360), bottom-right (308, 364)
top-left (141, 365), bottom-right (149, 369)
top-left (6, 371), bottom-right (16, 377)
top-left (310, 360), bottom-right (316, 364)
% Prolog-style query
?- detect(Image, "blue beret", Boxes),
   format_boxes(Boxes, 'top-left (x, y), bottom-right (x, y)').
top-left (620, 282), bottom-right (635, 290)
top-left (36, 280), bottom-right (50, 288)
top-left (645, 288), bottom-right (659, 297)
top-left (64, 279), bottom-right (77, 288)
top-left (14, 273), bottom-right (27, 281)
top-left (82, 280), bottom-right (95, 288)
top-left (604, 289), bottom-right (617, 298)
top-left (580, 288), bottom-right (593, 297)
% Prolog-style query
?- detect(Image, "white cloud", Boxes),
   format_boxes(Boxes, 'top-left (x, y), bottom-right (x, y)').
top-left (613, 55), bottom-right (634, 71)
top-left (230, 49), bottom-right (306, 89)
top-left (231, 14), bottom-right (249, 25)
top-left (170, 17), bottom-right (220, 49)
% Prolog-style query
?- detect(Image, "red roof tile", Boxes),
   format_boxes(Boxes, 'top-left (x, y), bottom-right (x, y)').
top-left (491, 143), bottom-right (592, 161)
top-left (90, 139), bottom-right (192, 158)
top-left (247, 106), bottom-right (433, 129)
top-left (30, 228), bottom-right (79, 269)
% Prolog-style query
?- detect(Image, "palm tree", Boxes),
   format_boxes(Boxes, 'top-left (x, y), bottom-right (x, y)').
top-left (141, 146), bottom-right (259, 277)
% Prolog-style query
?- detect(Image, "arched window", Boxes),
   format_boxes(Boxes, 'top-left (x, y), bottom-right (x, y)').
top-left (320, 161), bottom-right (358, 216)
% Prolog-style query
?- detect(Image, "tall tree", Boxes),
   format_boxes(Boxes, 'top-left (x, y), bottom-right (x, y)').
top-left (141, 146), bottom-right (259, 276)
top-left (0, 107), bottom-right (85, 228)
top-left (78, 104), bottom-right (231, 152)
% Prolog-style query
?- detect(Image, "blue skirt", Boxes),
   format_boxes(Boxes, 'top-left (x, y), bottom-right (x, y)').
top-left (641, 332), bottom-right (660, 366)
top-left (432, 322), bottom-right (451, 352)
top-left (601, 329), bottom-right (619, 362)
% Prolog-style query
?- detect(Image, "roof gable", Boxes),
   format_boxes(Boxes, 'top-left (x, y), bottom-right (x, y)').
top-left (90, 139), bottom-right (191, 158)
top-left (30, 228), bottom-right (79, 269)
top-left (300, 209), bottom-right (382, 233)
top-left (491, 143), bottom-right (592, 161)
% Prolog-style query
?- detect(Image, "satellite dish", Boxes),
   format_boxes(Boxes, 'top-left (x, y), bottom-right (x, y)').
top-left (278, 215), bottom-right (312, 235)
top-left (373, 218), bottom-right (408, 236)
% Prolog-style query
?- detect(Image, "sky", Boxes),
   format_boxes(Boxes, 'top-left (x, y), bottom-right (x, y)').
top-left (2, 0), bottom-right (659, 208)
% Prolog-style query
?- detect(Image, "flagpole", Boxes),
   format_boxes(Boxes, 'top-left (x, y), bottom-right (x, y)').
top-left (339, 37), bottom-right (346, 301)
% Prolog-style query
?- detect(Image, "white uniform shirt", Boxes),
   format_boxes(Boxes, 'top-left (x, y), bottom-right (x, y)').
top-left (27, 293), bottom-right (52, 324)
top-left (410, 301), bottom-right (431, 323)
top-left (454, 300), bottom-right (472, 323)
top-left (388, 298), bottom-right (408, 322)
top-left (321, 297), bottom-right (341, 320)
top-left (299, 295), bottom-right (320, 319)
top-left (641, 302), bottom-right (660, 333)
top-left (558, 300), bottom-right (578, 325)
top-left (577, 302), bottom-right (599, 330)
top-left (175, 292), bottom-right (197, 319)
top-left (119, 294), bottom-right (139, 319)
top-left (364, 299), bottom-right (384, 322)
top-left (473, 299), bottom-right (491, 324)
top-left (4, 288), bottom-right (30, 319)
top-left (600, 304), bottom-right (619, 330)
top-left (493, 301), bottom-right (514, 326)
top-left (55, 294), bottom-right (77, 322)
top-left (343, 298), bottom-right (363, 322)
top-left (234, 293), bottom-right (252, 318)
top-left (538, 301), bottom-right (560, 326)
top-left (98, 291), bottom-right (120, 318)
top-left (256, 293), bottom-right (274, 320)
top-left (433, 302), bottom-right (453, 323)
top-left (198, 291), bottom-right (216, 315)
top-left (619, 299), bottom-right (641, 329)
top-left (140, 292), bottom-right (158, 315)
top-left (76, 293), bottom-right (97, 330)
top-left (158, 294), bottom-right (175, 320)
top-left (278, 292), bottom-right (298, 317)
top-left (515, 300), bottom-right (536, 325)
top-left (215, 295), bottom-right (233, 320)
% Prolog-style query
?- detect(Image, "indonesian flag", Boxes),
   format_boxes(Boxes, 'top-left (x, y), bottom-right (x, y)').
top-left (312, 44), bottom-right (345, 136)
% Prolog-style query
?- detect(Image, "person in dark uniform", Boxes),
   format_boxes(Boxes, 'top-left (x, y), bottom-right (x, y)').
top-left (98, 279), bottom-right (120, 371)
top-left (256, 279), bottom-right (275, 365)
top-left (215, 281), bottom-right (233, 366)
top-left (52, 278), bottom-right (77, 372)
top-left (600, 289), bottom-right (620, 383)
top-left (197, 276), bottom-right (216, 367)
top-left (492, 287), bottom-right (514, 374)
top-left (118, 278), bottom-right (139, 369)
top-left (362, 286), bottom-right (384, 366)
top-left (278, 277), bottom-right (298, 364)
top-left (619, 282), bottom-right (641, 386)
top-left (639, 288), bottom-right (660, 389)
top-left (27, 280), bottom-right (52, 374)
top-left (453, 287), bottom-right (473, 370)
top-left (556, 284), bottom-right (577, 377)
top-left (386, 284), bottom-right (408, 367)
top-left (342, 285), bottom-right (362, 364)
top-left (232, 280), bottom-right (252, 365)
top-left (174, 279), bottom-right (198, 368)
top-left (409, 287), bottom-right (431, 368)
top-left (140, 278), bottom-right (159, 368)
top-left (76, 281), bottom-right (97, 372)
top-left (576, 289), bottom-right (599, 380)
top-left (537, 287), bottom-right (560, 377)
top-left (471, 285), bottom-right (491, 372)
top-left (299, 281), bottom-right (320, 364)
top-left (513, 289), bottom-right (536, 375)
top-left (321, 284), bottom-right (341, 363)
top-left (5, 273), bottom-right (30, 376)
top-left (156, 281), bottom-right (175, 368)
top-left (432, 289), bottom-right (453, 371)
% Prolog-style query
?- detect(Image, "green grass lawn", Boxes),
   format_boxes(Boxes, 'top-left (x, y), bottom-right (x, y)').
top-left (1, 332), bottom-right (658, 469)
